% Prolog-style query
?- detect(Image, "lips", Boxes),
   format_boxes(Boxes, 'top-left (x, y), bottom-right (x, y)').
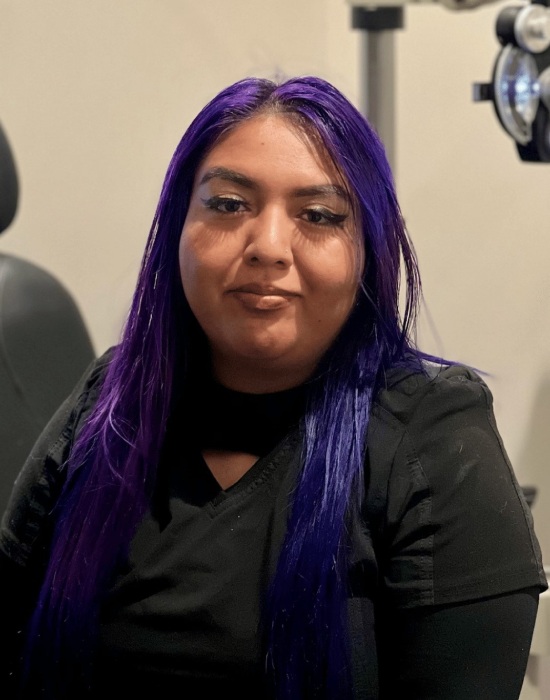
top-left (231, 283), bottom-right (298, 297)
top-left (228, 283), bottom-right (300, 311)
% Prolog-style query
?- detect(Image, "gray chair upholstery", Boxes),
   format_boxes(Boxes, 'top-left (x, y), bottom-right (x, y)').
top-left (0, 121), bottom-right (95, 516)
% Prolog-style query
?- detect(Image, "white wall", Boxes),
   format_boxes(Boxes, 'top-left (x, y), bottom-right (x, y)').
top-left (1, 0), bottom-right (549, 555)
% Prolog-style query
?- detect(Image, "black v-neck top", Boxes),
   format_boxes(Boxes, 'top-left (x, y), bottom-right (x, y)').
top-left (95, 380), bottom-right (308, 697)
top-left (0, 349), bottom-right (546, 699)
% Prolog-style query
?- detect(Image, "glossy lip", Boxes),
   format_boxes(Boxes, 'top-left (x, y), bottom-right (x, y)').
top-left (227, 283), bottom-right (301, 311)
top-left (229, 283), bottom-right (300, 297)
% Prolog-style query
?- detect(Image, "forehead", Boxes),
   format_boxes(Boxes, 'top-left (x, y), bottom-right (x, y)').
top-left (196, 114), bottom-right (345, 187)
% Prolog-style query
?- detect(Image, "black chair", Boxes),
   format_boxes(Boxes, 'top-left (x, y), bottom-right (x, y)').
top-left (0, 121), bottom-right (96, 516)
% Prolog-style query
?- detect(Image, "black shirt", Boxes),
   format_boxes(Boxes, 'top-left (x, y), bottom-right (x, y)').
top-left (0, 352), bottom-right (547, 698)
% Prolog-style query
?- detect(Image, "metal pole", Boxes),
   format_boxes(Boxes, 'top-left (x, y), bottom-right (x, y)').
top-left (352, 7), bottom-right (405, 172)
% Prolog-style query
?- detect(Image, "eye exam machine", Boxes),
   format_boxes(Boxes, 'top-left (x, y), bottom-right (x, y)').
top-left (348, 0), bottom-right (550, 167)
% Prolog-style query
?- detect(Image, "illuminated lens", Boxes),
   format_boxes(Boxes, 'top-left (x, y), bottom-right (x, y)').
top-left (494, 45), bottom-right (541, 144)
top-left (513, 53), bottom-right (540, 122)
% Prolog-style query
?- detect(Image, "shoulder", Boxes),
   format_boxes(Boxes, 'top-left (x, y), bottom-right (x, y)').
top-left (374, 362), bottom-right (492, 427)
top-left (365, 362), bottom-right (548, 606)
top-left (70, 345), bottom-right (115, 420)
top-left (370, 361), bottom-right (516, 501)
top-left (43, 345), bottom-right (115, 463)
top-left (80, 345), bottom-right (116, 396)
top-left (366, 362), bottom-right (491, 481)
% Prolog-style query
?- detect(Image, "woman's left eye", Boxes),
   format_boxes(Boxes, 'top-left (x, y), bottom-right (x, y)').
top-left (301, 208), bottom-right (348, 227)
top-left (201, 196), bottom-right (247, 214)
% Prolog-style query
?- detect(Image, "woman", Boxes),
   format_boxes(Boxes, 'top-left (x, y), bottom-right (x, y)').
top-left (1, 75), bottom-right (546, 699)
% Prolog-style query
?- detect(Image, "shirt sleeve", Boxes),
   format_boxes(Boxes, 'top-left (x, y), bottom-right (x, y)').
top-left (377, 586), bottom-right (540, 699)
top-left (372, 365), bottom-right (547, 609)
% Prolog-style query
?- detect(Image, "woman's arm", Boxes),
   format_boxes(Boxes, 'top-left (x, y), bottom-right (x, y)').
top-left (370, 366), bottom-right (546, 698)
top-left (378, 586), bottom-right (539, 699)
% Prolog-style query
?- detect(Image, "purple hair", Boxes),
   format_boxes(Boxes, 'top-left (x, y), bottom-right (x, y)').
top-left (25, 76), bottom-right (433, 698)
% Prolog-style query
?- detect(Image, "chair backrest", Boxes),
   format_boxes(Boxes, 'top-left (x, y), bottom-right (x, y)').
top-left (0, 121), bottom-right (96, 516)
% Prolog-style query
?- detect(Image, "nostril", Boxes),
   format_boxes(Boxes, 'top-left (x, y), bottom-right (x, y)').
top-left (244, 238), bottom-right (293, 267)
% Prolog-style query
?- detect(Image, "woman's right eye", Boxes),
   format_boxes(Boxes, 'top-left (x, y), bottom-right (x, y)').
top-left (201, 196), bottom-right (247, 214)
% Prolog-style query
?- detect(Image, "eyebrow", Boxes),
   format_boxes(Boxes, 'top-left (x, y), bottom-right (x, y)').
top-left (198, 167), bottom-right (350, 203)
top-left (293, 184), bottom-right (350, 202)
top-left (199, 167), bottom-right (256, 189)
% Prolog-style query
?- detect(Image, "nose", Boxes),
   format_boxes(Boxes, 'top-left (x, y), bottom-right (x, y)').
top-left (243, 205), bottom-right (293, 268)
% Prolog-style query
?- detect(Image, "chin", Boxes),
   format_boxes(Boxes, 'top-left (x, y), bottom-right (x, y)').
top-left (240, 341), bottom-right (297, 362)
top-left (231, 326), bottom-right (297, 353)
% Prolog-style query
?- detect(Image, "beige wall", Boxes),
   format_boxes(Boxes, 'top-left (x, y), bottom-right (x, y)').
top-left (396, 5), bottom-right (550, 560)
top-left (1, 1), bottom-right (549, 556)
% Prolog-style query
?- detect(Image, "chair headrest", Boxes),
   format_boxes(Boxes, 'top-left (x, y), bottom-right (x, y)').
top-left (0, 122), bottom-right (19, 235)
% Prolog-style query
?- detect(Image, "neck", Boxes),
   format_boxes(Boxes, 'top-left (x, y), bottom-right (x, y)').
top-left (211, 355), bottom-right (317, 394)
top-left (181, 371), bottom-right (308, 456)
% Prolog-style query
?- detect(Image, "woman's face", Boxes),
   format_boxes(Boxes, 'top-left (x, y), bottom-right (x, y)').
top-left (179, 114), bottom-right (362, 392)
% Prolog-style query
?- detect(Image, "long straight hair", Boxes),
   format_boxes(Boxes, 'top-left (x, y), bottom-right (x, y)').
top-left (25, 76), bottom-right (433, 698)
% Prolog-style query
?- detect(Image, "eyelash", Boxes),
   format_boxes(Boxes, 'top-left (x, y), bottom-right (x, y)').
top-left (201, 196), bottom-right (247, 214)
top-left (303, 208), bottom-right (348, 228)
top-left (201, 196), bottom-right (348, 228)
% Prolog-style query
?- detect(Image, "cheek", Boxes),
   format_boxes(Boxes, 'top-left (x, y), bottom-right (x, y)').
top-left (179, 229), bottom-right (239, 305)
top-left (304, 240), bottom-right (361, 300)
top-left (178, 230), bottom-right (212, 306)
top-left (178, 233), bottom-right (194, 294)
top-left (179, 224), bottom-right (213, 277)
